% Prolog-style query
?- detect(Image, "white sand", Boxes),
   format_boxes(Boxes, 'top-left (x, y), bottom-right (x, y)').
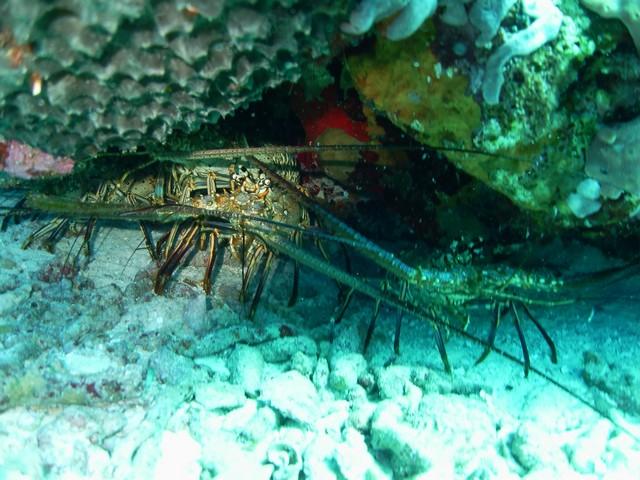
top-left (0, 199), bottom-right (639, 479)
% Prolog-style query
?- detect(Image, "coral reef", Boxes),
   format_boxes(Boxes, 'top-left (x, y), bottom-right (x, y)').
top-left (470, 0), bottom-right (517, 45)
top-left (585, 117), bottom-right (640, 199)
top-left (581, 0), bottom-right (640, 52)
top-left (469, 2), bottom-right (594, 223)
top-left (2, 0), bottom-right (640, 228)
top-left (344, 1), bottom-right (640, 225)
top-left (0, 140), bottom-right (74, 179)
top-left (481, 0), bottom-right (563, 105)
top-left (341, 0), bottom-right (438, 40)
top-left (343, 0), bottom-right (565, 105)
top-left (346, 24), bottom-right (481, 157)
top-left (567, 178), bottom-right (602, 218)
top-left (0, 0), bottom-right (349, 160)
top-left (579, 116), bottom-right (640, 219)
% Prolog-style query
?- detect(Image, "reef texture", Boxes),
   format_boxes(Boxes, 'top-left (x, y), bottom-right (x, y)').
top-left (346, 23), bottom-right (481, 161)
top-left (0, 0), bottom-right (350, 160)
top-left (586, 118), bottom-right (640, 200)
top-left (344, 0), bottom-right (640, 226)
top-left (581, 0), bottom-right (640, 53)
top-left (0, 140), bottom-right (74, 179)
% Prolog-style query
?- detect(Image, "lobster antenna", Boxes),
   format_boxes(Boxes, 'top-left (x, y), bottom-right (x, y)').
top-left (91, 142), bottom-right (517, 165)
top-left (154, 143), bottom-right (518, 166)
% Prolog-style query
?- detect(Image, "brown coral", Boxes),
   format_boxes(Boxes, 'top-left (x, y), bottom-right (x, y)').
top-left (0, 0), bottom-right (349, 160)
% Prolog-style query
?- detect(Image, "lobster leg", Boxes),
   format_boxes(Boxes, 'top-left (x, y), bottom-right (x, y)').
top-left (393, 281), bottom-right (409, 355)
top-left (241, 241), bottom-right (265, 302)
top-left (510, 301), bottom-right (531, 378)
top-left (248, 250), bottom-right (275, 320)
top-left (363, 297), bottom-right (382, 353)
top-left (433, 323), bottom-right (452, 374)
top-left (260, 233), bottom-right (455, 373)
top-left (520, 302), bottom-right (558, 364)
top-left (203, 231), bottom-right (218, 295)
top-left (154, 222), bottom-right (200, 294)
top-left (81, 217), bottom-right (97, 257)
top-left (288, 231), bottom-right (301, 307)
top-left (138, 221), bottom-right (159, 262)
top-left (22, 217), bottom-right (69, 250)
top-left (475, 303), bottom-right (503, 365)
top-left (1, 197), bottom-right (27, 230)
top-left (288, 260), bottom-right (300, 307)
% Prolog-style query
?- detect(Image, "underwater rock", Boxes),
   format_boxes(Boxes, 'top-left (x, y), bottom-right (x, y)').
top-left (581, 0), bottom-right (640, 53)
top-left (469, 3), bottom-right (604, 224)
top-left (154, 430), bottom-right (202, 480)
top-left (62, 348), bottom-right (116, 376)
top-left (585, 116), bottom-right (640, 202)
top-left (183, 324), bottom-right (281, 357)
top-left (348, 395), bottom-right (378, 430)
top-left (0, 140), bottom-right (74, 179)
top-left (36, 407), bottom-right (112, 478)
top-left (240, 405), bottom-right (280, 443)
top-left (0, 283), bottom-right (31, 319)
top-left (316, 400), bottom-right (351, 438)
top-left (582, 351), bottom-right (640, 416)
top-left (194, 407), bottom-right (252, 466)
top-left (312, 357), bottom-right (330, 390)
top-left (302, 433), bottom-right (341, 479)
top-left (481, 0), bottom-right (563, 105)
top-left (0, 409), bottom-right (45, 478)
top-left (347, 22), bottom-right (481, 162)
top-left (370, 401), bottom-right (446, 477)
top-left (289, 351), bottom-right (316, 377)
top-left (221, 401), bottom-right (265, 437)
top-left (228, 344), bottom-right (265, 397)
top-left (510, 420), bottom-right (570, 472)
top-left (197, 426), bottom-right (273, 480)
top-left (149, 348), bottom-right (202, 386)
top-left (194, 381), bottom-right (246, 411)
top-left (335, 427), bottom-right (390, 480)
top-left (344, 3), bottom-right (627, 226)
top-left (329, 353), bottom-right (368, 393)
top-left (258, 335), bottom-right (318, 363)
top-left (376, 365), bottom-right (414, 399)
top-left (193, 356), bottom-right (231, 381)
top-left (265, 428), bottom-right (309, 480)
top-left (328, 323), bottom-right (364, 358)
top-left (260, 370), bottom-right (321, 427)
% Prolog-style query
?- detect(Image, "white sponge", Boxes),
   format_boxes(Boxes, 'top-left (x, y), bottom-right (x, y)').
top-left (482, 0), bottom-right (563, 104)
top-left (568, 179), bottom-right (602, 218)
top-left (581, 0), bottom-right (640, 53)
top-left (341, 0), bottom-right (438, 40)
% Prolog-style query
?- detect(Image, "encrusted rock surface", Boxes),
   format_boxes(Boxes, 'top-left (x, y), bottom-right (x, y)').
top-left (0, 0), bottom-right (349, 159)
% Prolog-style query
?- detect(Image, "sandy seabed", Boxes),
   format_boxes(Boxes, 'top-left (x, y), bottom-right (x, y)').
top-left (0, 191), bottom-right (639, 479)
